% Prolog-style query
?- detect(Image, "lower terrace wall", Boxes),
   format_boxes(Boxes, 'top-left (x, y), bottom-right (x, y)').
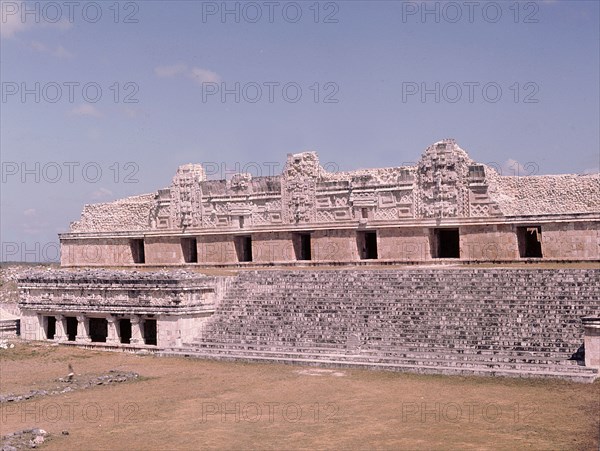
top-left (197, 235), bottom-right (237, 265)
top-left (460, 224), bottom-right (519, 260)
top-left (378, 227), bottom-right (430, 261)
top-left (542, 222), bottom-right (599, 260)
top-left (144, 236), bottom-right (185, 265)
top-left (253, 231), bottom-right (294, 263)
top-left (61, 238), bottom-right (135, 266)
top-left (312, 229), bottom-right (359, 261)
top-left (60, 220), bottom-right (600, 266)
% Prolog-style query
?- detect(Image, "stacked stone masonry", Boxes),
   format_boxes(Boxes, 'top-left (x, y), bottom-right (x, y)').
top-left (19, 268), bottom-right (599, 381)
top-left (18, 270), bottom-right (232, 348)
top-left (178, 268), bottom-right (600, 381)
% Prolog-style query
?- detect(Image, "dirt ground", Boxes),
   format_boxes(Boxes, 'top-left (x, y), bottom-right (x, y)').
top-left (1, 342), bottom-right (598, 450)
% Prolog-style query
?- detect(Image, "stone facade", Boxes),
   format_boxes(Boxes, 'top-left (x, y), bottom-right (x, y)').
top-left (60, 139), bottom-right (600, 266)
top-left (15, 139), bottom-right (600, 380)
top-left (18, 270), bottom-right (231, 348)
top-left (18, 267), bottom-right (600, 380)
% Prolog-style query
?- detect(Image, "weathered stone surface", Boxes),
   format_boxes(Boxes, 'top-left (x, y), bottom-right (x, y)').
top-left (487, 170), bottom-right (599, 216)
top-left (67, 140), bottom-right (600, 234)
top-left (1, 428), bottom-right (48, 451)
top-left (18, 269), bottom-right (221, 315)
top-left (173, 268), bottom-right (600, 381)
top-left (69, 194), bottom-right (155, 233)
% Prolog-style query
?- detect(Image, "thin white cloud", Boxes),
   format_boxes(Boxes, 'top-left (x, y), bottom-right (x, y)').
top-left (154, 63), bottom-right (188, 78)
top-left (1, 7), bottom-right (30, 38)
top-left (121, 106), bottom-right (141, 118)
top-left (29, 40), bottom-right (73, 58)
top-left (154, 63), bottom-right (221, 85)
top-left (54, 45), bottom-right (73, 58)
top-left (23, 208), bottom-right (36, 217)
top-left (1, 9), bottom-right (72, 38)
top-left (71, 104), bottom-right (102, 118)
top-left (500, 158), bottom-right (540, 177)
top-left (91, 187), bottom-right (113, 200)
top-left (30, 40), bottom-right (46, 52)
top-left (189, 67), bottom-right (221, 84)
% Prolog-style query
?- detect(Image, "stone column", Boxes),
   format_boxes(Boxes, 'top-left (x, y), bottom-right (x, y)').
top-left (106, 316), bottom-right (120, 345)
top-left (75, 314), bottom-right (91, 343)
top-left (54, 314), bottom-right (66, 341)
top-left (582, 316), bottom-right (600, 369)
top-left (130, 316), bottom-right (144, 345)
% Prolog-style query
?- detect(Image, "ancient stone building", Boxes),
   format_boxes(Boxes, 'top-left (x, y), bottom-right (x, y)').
top-left (18, 270), bottom-right (230, 348)
top-left (16, 139), bottom-right (600, 381)
top-left (60, 139), bottom-right (600, 267)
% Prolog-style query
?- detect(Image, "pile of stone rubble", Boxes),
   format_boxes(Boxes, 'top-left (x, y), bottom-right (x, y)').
top-left (0, 370), bottom-right (139, 404)
top-left (1, 428), bottom-right (49, 450)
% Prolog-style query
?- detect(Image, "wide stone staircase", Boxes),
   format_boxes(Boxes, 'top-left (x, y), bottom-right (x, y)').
top-left (162, 269), bottom-right (600, 382)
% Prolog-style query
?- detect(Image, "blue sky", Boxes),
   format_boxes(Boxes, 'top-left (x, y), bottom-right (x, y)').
top-left (1, 0), bottom-right (599, 261)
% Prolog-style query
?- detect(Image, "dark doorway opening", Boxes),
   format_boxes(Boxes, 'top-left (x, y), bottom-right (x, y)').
top-left (89, 318), bottom-right (108, 343)
top-left (181, 237), bottom-right (198, 263)
top-left (433, 228), bottom-right (460, 258)
top-left (293, 233), bottom-right (312, 261)
top-left (130, 239), bottom-right (145, 264)
top-left (234, 236), bottom-right (253, 262)
top-left (66, 317), bottom-right (78, 341)
top-left (357, 231), bottom-right (378, 259)
top-left (119, 319), bottom-right (132, 344)
top-left (144, 319), bottom-right (157, 345)
top-left (45, 316), bottom-right (56, 340)
top-left (517, 226), bottom-right (543, 258)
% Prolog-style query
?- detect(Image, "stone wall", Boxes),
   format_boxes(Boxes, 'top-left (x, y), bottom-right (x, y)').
top-left (60, 223), bottom-right (599, 266)
top-left (378, 227), bottom-right (430, 260)
top-left (541, 222), bottom-right (600, 259)
top-left (60, 140), bottom-right (599, 266)
top-left (66, 140), bottom-right (600, 237)
top-left (197, 235), bottom-right (237, 264)
top-left (487, 172), bottom-right (600, 216)
top-left (61, 238), bottom-right (135, 266)
top-left (185, 268), bottom-right (600, 380)
top-left (70, 194), bottom-right (155, 233)
top-left (459, 224), bottom-right (519, 260)
top-left (311, 229), bottom-right (359, 261)
top-left (252, 231), bottom-right (295, 263)
top-left (144, 236), bottom-right (185, 265)
top-left (17, 269), bottom-right (229, 347)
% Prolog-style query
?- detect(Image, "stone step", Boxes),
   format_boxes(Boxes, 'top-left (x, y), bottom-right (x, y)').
top-left (193, 268), bottom-right (600, 382)
top-left (185, 341), bottom-right (581, 365)
top-left (159, 349), bottom-right (598, 383)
